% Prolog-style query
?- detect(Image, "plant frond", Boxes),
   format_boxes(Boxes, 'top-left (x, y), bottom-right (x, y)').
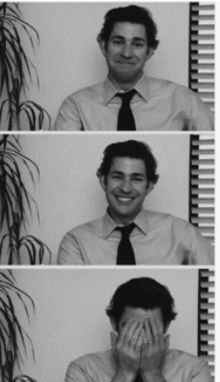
top-left (19, 235), bottom-right (52, 265)
top-left (0, 270), bottom-right (36, 381)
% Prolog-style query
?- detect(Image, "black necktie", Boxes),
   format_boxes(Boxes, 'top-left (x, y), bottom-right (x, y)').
top-left (116, 223), bottom-right (136, 265)
top-left (116, 89), bottom-right (136, 131)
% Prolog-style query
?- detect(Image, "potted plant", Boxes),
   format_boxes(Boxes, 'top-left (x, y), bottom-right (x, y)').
top-left (0, 270), bottom-right (36, 381)
top-left (0, 2), bottom-right (50, 130)
top-left (0, 134), bottom-right (51, 264)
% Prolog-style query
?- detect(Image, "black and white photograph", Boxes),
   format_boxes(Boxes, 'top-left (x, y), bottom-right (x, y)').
top-left (0, 2), bottom-right (217, 382)
top-left (0, 268), bottom-right (214, 382)
top-left (0, 2), bottom-right (214, 131)
top-left (0, 133), bottom-right (214, 265)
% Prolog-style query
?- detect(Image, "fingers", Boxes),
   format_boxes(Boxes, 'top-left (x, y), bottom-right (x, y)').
top-left (111, 331), bottom-right (117, 349)
top-left (135, 327), bottom-right (145, 350)
top-left (150, 318), bottom-right (164, 344)
top-left (143, 319), bottom-right (153, 344)
top-left (117, 320), bottom-right (144, 354)
top-left (164, 334), bottom-right (170, 352)
top-left (118, 320), bottom-right (142, 343)
top-left (143, 317), bottom-right (164, 345)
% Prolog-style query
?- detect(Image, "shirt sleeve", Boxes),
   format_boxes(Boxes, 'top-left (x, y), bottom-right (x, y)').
top-left (186, 223), bottom-right (214, 265)
top-left (190, 360), bottom-right (212, 382)
top-left (190, 92), bottom-right (214, 131)
top-left (65, 361), bottom-right (91, 382)
top-left (53, 96), bottom-right (83, 130)
top-left (57, 231), bottom-right (85, 264)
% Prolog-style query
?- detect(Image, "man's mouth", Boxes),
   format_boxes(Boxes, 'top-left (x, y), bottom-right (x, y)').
top-left (116, 196), bottom-right (134, 202)
top-left (116, 60), bottom-right (135, 65)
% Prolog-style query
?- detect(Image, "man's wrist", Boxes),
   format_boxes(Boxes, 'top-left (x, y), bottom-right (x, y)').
top-left (140, 371), bottom-right (166, 382)
top-left (112, 369), bottom-right (137, 382)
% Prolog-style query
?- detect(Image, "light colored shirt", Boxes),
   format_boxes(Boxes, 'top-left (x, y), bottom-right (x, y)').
top-left (57, 209), bottom-right (213, 265)
top-left (65, 349), bottom-right (212, 382)
top-left (54, 75), bottom-right (213, 131)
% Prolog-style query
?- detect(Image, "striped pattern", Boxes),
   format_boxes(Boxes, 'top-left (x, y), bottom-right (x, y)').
top-left (189, 134), bottom-right (214, 245)
top-left (198, 269), bottom-right (215, 378)
top-left (189, 2), bottom-right (215, 111)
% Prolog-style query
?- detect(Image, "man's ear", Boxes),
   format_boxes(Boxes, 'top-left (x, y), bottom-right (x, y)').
top-left (145, 182), bottom-right (154, 196)
top-left (98, 173), bottom-right (107, 192)
top-left (98, 38), bottom-right (107, 57)
top-left (164, 322), bottom-right (170, 334)
top-left (110, 317), bottom-right (117, 332)
top-left (146, 47), bottom-right (154, 62)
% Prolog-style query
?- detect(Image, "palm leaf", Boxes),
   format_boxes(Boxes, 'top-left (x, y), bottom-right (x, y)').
top-left (0, 3), bottom-right (51, 131)
top-left (0, 270), bottom-right (36, 381)
top-left (0, 135), bottom-right (52, 264)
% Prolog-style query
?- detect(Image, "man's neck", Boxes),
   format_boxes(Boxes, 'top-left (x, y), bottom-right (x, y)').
top-left (108, 72), bottom-right (144, 92)
top-left (107, 207), bottom-right (141, 226)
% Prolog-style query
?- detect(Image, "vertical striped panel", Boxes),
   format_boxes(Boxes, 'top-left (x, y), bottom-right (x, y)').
top-left (189, 134), bottom-right (214, 245)
top-left (189, 2), bottom-right (215, 111)
top-left (198, 268), bottom-right (215, 378)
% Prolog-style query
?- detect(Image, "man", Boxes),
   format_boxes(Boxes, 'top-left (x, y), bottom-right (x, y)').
top-left (57, 140), bottom-right (213, 265)
top-left (65, 277), bottom-right (212, 382)
top-left (54, 5), bottom-right (213, 131)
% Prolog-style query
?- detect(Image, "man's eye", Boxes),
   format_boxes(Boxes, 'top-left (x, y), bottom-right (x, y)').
top-left (134, 43), bottom-right (144, 48)
top-left (112, 40), bottom-right (122, 45)
top-left (132, 178), bottom-right (144, 182)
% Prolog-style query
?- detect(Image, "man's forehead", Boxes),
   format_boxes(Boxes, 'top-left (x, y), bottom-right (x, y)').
top-left (110, 21), bottom-right (147, 39)
top-left (110, 156), bottom-right (146, 171)
top-left (121, 306), bottom-right (163, 321)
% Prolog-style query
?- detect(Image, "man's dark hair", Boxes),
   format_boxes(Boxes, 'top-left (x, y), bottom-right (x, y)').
top-left (97, 5), bottom-right (159, 51)
top-left (106, 277), bottom-right (177, 329)
top-left (97, 140), bottom-right (159, 185)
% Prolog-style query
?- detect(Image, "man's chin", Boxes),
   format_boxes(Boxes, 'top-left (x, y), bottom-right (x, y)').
top-left (112, 207), bottom-right (138, 221)
top-left (112, 69), bottom-right (139, 85)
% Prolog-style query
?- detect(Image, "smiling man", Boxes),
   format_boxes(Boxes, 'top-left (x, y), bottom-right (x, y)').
top-left (57, 140), bottom-right (213, 265)
top-left (65, 277), bottom-right (212, 382)
top-left (54, 5), bottom-right (213, 131)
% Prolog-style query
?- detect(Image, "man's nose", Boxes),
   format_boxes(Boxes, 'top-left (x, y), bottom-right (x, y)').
top-left (120, 178), bottom-right (132, 192)
top-left (121, 43), bottom-right (133, 57)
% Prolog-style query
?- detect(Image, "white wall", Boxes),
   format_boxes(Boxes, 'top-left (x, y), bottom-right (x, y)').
top-left (18, 133), bottom-right (190, 263)
top-left (14, 268), bottom-right (199, 382)
top-left (20, 2), bottom-right (190, 124)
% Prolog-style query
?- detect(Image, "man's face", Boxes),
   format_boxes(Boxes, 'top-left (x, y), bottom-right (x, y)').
top-left (100, 22), bottom-right (152, 88)
top-left (117, 306), bottom-right (165, 333)
top-left (100, 157), bottom-right (152, 225)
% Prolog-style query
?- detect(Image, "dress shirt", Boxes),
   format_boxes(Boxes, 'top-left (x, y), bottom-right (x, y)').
top-left (65, 349), bottom-right (212, 382)
top-left (57, 209), bottom-right (213, 265)
top-left (53, 75), bottom-right (213, 131)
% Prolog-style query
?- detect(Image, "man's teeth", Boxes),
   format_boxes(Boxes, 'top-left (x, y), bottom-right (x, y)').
top-left (117, 197), bottom-right (132, 201)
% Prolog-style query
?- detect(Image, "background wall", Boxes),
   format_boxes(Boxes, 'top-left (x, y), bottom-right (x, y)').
top-left (19, 133), bottom-right (190, 263)
top-left (20, 2), bottom-right (190, 124)
top-left (14, 268), bottom-right (199, 382)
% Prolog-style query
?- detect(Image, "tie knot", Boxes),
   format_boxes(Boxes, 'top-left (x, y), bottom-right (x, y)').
top-left (117, 222), bottom-right (135, 238)
top-left (117, 89), bottom-right (136, 104)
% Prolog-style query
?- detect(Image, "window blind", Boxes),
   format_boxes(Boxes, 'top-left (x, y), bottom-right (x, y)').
top-left (198, 268), bottom-right (215, 378)
top-left (189, 2), bottom-right (215, 111)
top-left (189, 134), bottom-right (214, 245)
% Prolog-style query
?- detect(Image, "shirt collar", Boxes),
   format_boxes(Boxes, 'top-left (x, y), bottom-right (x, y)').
top-left (133, 209), bottom-right (153, 234)
top-left (103, 74), bottom-right (150, 105)
top-left (103, 78), bottom-right (119, 105)
top-left (134, 74), bottom-right (151, 102)
top-left (102, 211), bottom-right (118, 238)
top-left (102, 208), bottom-right (152, 238)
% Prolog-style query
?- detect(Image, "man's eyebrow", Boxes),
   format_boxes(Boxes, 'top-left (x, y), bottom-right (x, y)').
top-left (110, 170), bottom-right (146, 177)
top-left (110, 35), bottom-right (125, 40)
top-left (132, 37), bottom-right (146, 42)
top-left (131, 173), bottom-right (146, 178)
top-left (109, 170), bottom-right (124, 174)
top-left (110, 35), bottom-right (146, 42)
